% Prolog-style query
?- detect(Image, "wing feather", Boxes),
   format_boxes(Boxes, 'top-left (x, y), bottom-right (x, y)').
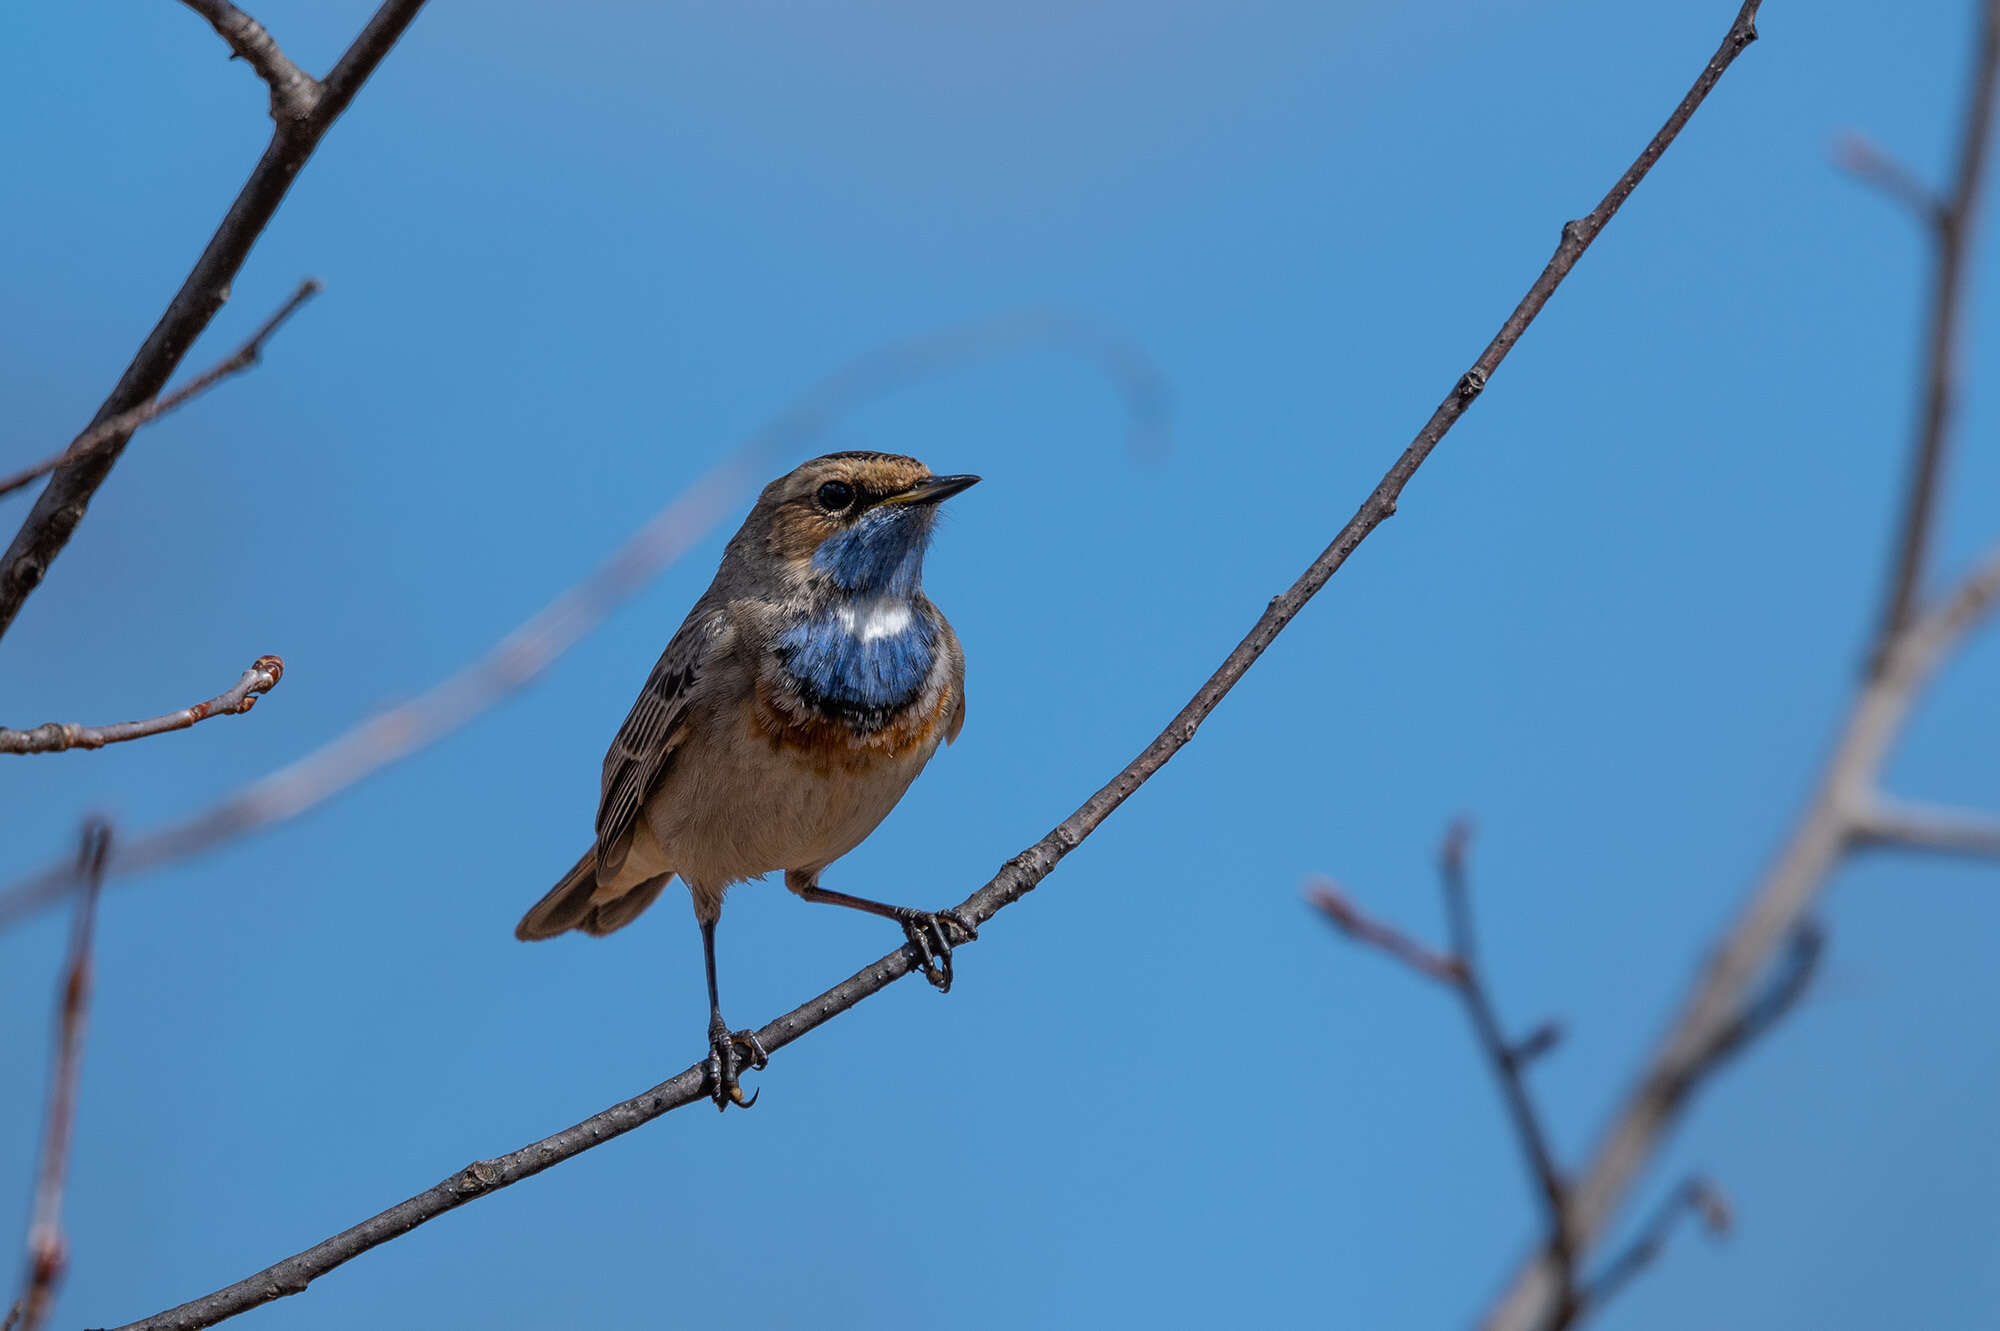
top-left (595, 607), bottom-right (719, 876)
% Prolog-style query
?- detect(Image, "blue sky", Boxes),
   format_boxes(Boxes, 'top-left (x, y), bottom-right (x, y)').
top-left (5, 1), bottom-right (2000, 1328)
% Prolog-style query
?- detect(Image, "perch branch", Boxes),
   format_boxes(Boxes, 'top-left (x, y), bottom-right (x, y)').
top-left (0, 281), bottom-right (320, 502)
top-left (1865, 0), bottom-right (2000, 671)
top-left (0, 0), bottom-right (427, 645)
top-left (0, 309), bottom-right (1164, 932)
top-left (0, 657), bottom-right (283, 755)
top-left (178, 1), bottom-right (321, 124)
top-left (105, 7), bottom-right (1766, 1323)
top-left (12, 824), bottom-right (111, 1331)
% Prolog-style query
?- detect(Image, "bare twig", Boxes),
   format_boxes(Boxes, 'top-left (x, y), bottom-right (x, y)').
top-left (0, 657), bottom-right (283, 756)
top-left (1575, 1178), bottom-right (1732, 1319)
top-left (13, 823), bottom-right (112, 1331)
top-left (1438, 825), bottom-right (1576, 1299)
top-left (0, 1), bottom-right (427, 644)
top-left (1305, 880), bottom-right (1465, 984)
top-left (103, 6), bottom-right (1763, 1324)
top-left (0, 310), bottom-right (1163, 932)
top-left (1510, 1021), bottom-right (1565, 1068)
top-left (178, 1), bottom-right (321, 124)
top-left (0, 282), bottom-right (320, 502)
top-left (1316, 826), bottom-right (1579, 1304)
top-left (1865, 0), bottom-right (2000, 671)
top-left (1851, 796), bottom-right (2000, 859)
top-left (1834, 133), bottom-right (1944, 223)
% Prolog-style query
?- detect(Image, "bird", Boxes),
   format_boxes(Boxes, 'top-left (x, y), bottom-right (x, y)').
top-left (516, 451), bottom-right (980, 1110)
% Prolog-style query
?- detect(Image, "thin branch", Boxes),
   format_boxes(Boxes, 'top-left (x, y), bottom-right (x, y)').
top-left (104, 6), bottom-right (1763, 1322)
top-left (1438, 824), bottom-right (1576, 1305)
top-left (0, 310), bottom-right (1163, 933)
top-left (13, 823), bottom-right (112, 1331)
top-left (1305, 879), bottom-right (1465, 985)
top-left (178, 1), bottom-right (321, 124)
top-left (1833, 133), bottom-right (1945, 224)
top-left (0, 0), bottom-right (427, 645)
top-left (1575, 1178), bottom-right (1732, 1319)
top-left (1867, 0), bottom-right (2000, 672)
top-left (1706, 921), bottom-right (1825, 1067)
top-left (1851, 795), bottom-right (2000, 859)
top-left (0, 281), bottom-right (320, 502)
top-left (1317, 828), bottom-right (1580, 1304)
top-left (1510, 1021), bottom-right (1566, 1069)
top-left (0, 656), bottom-right (282, 756)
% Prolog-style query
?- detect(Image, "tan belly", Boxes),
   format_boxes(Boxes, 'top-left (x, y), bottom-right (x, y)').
top-left (639, 706), bottom-right (940, 896)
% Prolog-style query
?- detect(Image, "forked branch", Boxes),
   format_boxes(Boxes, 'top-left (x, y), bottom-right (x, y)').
top-left (0, 0), bottom-right (427, 644)
top-left (0, 282), bottom-right (319, 503)
top-left (178, 1), bottom-right (321, 124)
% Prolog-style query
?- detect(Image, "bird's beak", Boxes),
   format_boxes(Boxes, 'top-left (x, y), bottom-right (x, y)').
top-left (880, 474), bottom-right (981, 507)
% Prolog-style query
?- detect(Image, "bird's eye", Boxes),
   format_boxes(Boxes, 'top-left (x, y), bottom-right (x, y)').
top-left (816, 480), bottom-right (857, 513)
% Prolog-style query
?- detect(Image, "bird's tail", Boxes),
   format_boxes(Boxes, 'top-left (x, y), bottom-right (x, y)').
top-left (515, 848), bottom-right (673, 940)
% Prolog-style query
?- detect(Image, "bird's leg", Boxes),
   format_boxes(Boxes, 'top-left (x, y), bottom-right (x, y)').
top-left (700, 915), bottom-right (767, 1111)
top-left (793, 882), bottom-right (978, 993)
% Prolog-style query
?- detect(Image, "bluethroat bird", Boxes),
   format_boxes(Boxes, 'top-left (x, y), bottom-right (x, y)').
top-left (516, 452), bottom-right (980, 1109)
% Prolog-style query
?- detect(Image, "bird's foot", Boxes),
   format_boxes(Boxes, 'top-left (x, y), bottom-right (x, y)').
top-left (894, 907), bottom-right (978, 993)
top-left (705, 1018), bottom-right (769, 1112)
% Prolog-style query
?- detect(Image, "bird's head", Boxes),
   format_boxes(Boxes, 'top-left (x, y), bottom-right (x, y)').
top-left (752, 452), bottom-right (980, 599)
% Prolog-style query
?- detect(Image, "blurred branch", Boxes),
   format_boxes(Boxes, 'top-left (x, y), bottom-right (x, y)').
top-left (12, 824), bottom-right (111, 1331)
top-left (1485, 532), bottom-right (2000, 1331)
top-left (0, 1), bottom-right (427, 645)
top-left (179, 1), bottom-right (322, 124)
top-left (1438, 824), bottom-right (1575, 1297)
top-left (1705, 922), bottom-right (1825, 1067)
top-left (0, 310), bottom-right (1165, 933)
top-left (0, 281), bottom-right (319, 503)
top-left (1575, 1178), bottom-right (1732, 1320)
top-left (1313, 826), bottom-right (1577, 1310)
top-left (1306, 880), bottom-right (1464, 984)
top-left (1834, 133), bottom-right (1943, 224)
top-left (105, 7), bottom-right (1768, 1317)
top-left (1485, 7), bottom-right (2000, 1324)
top-left (1851, 796), bottom-right (2000, 859)
top-left (0, 657), bottom-right (282, 756)
top-left (1862, 0), bottom-right (2000, 672)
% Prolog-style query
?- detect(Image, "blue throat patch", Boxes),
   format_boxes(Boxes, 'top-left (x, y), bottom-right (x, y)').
top-left (776, 604), bottom-right (937, 723)
top-left (809, 504), bottom-right (933, 599)
top-left (776, 505), bottom-right (939, 722)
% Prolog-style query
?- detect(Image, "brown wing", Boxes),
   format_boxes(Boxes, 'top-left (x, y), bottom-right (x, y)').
top-left (595, 607), bottom-right (717, 878)
top-left (937, 609), bottom-right (967, 744)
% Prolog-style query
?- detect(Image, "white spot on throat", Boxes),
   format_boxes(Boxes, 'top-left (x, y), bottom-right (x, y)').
top-left (835, 598), bottom-right (915, 644)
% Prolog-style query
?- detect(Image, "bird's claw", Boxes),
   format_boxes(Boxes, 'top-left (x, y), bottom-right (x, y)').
top-left (895, 907), bottom-right (978, 993)
top-left (705, 1022), bottom-right (769, 1112)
